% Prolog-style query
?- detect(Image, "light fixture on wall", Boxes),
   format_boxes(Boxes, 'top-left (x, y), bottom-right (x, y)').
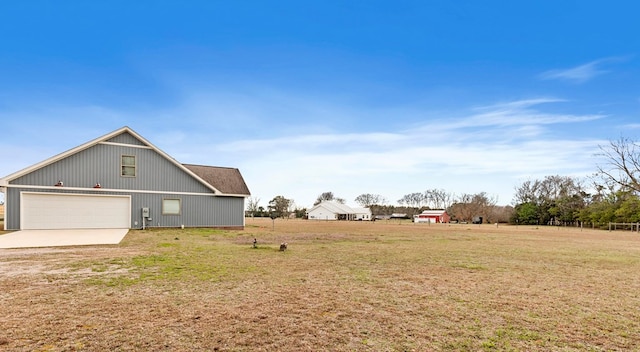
top-left (54, 180), bottom-right (63, 187)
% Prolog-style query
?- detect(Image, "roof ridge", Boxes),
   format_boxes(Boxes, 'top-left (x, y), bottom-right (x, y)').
top-left (182, 163), bottom-right (238, 170)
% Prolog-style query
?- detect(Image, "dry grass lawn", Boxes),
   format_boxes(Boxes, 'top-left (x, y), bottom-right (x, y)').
top-left (1, 218), bottom-right (639, 351)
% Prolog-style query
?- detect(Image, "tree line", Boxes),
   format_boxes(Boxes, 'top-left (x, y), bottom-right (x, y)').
top-left (246, 137), bottom-right (640, 226)
top-left (246, 189), bottom-right (513, 223)
top-left (512, 137), bottom-right (640, 227)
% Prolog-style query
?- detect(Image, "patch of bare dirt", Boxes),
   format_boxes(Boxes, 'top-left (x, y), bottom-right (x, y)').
top-left (0, 247), bottom-right (142, 277)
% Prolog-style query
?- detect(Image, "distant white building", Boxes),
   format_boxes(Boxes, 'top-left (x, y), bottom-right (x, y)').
top-left (307, 201), bottom-right (372, 221)
top-left (352, 207), bottom-right (372, 221)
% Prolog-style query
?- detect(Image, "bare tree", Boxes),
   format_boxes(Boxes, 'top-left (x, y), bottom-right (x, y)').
top-left (246, 196), bottom-right (260, 217)
top-left (354, 193), bottom-right (387, 207)
top-left (397, 192), bottom-right (426, 208)
top-left (449, 193), bottom-right (474, 222)
top-left (491, 205), bottom-right (515, 223)
top-left (449, 192), bottom-right (498, 222)
top-left (513, 180), bottom-right (539, 205)
top-left (314, 191), bottom-right (345, 205)
top-left (538, 175), bottom-right (582, 201)
top-left (424, 188), bottom-right (453, 209)
top-left (596, 137), bottom-right (640, 193)
top-left (287, 200), bottom-right (297, 214)
top-left (513, 176), bottom-right (583, 205)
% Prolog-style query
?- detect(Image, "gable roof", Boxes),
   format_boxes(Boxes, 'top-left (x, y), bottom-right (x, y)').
top-left (0, 126), bottom-right (249, 197)
top-left (351, 207), bottom-right (372, 214)
top-left (183, 164), bottom-right (250, 196)
top-left (419, 210), bottom-right (448, 216)
top-left (308, 201), bottom-right (358, 214)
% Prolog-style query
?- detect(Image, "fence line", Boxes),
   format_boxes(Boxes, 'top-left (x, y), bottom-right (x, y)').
top-left (608, 222), bottom-right (640, 232)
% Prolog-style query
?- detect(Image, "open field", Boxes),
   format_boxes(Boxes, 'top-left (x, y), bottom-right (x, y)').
top-left (1, 219), bottom-right (640, 351)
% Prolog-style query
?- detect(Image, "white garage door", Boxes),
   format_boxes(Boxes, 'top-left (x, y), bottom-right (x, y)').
top-left (22, 193), bottom-right (131, 230)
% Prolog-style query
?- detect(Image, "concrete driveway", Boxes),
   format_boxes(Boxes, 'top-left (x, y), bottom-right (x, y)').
top-left (0, 229), bottom-right (130, 249)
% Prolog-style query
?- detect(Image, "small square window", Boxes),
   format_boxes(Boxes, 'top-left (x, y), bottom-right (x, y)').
top-left (163, 199), bottom-right (181, 215)
top-left (121, 155), bottom-right (136, 177)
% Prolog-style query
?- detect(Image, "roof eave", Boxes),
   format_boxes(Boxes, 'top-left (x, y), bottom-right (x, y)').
top-left (215, 192), bottom-right (251, 198)
top-left (1, 126), bottom-right (224, 195)
top-left (1, 126), bottom-right (133, 182)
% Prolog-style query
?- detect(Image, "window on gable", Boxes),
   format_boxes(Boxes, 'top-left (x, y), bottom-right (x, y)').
top-left (121, 155), bottom-right (136, 177)
top-left (163, 199), bottom-right (181, 215)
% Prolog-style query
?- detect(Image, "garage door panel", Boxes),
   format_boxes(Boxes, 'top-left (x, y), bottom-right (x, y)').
top-left (22, 193), bottom-right (130, 230)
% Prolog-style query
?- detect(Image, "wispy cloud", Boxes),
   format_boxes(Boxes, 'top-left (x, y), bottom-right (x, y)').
top-left (408, 98), bottom-right (604, 142)
top-left (539, 57), bottom-right (628, 84)
top-left (459, 98), bottom-right (604, 127)
top-left (0, 94), bottom-right (608, 207)
top-left (196, 98), bottom-right (604, 206)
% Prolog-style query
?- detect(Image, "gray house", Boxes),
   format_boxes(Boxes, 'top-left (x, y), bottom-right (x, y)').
top-left (0, 127), bottom-right (250, 231)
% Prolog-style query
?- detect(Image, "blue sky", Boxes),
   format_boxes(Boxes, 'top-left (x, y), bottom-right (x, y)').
top-left (1, 1), bottom-right (639, 207)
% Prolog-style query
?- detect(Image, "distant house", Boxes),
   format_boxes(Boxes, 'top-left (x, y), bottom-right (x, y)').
top-left (352, 207), bottom-right (372, 221)
top-left (0, 126), bottom-right (250, 231)
top-left (414, 210), bottom-right (450, 223)
top-left (306, 201), bottom-right (371, 221)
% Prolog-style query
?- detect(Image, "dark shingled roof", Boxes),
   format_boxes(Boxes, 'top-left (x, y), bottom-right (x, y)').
top-left (183, 164), bottom-right (251, 196)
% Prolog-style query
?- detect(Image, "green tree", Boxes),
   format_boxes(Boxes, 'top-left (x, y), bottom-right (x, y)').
top-left (577, 190), bottom-right (640, 226)
top-left (580, 197), bottom-right (616, 225)
top-left (512, 202), bottom-right (539, 225)
top-left (512, 175), bottom-right (587, 225)
top-left (614, 194), bottom-right (640, 222)
top-left (268, 196), bottom-right (292, 218)
top-left (550, 193), bottom-right (587, 224)
top-left (294, 208), bottom-right (308, 219)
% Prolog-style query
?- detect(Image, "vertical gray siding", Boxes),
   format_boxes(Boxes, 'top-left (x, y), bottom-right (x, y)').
top-left (5, 187), bottom-right (246, 230)
top-left (11, 144), bottom-right (212, 194)
top-left (130, 194), bottom-right (245, 228)
top-left (106, 132), bottom-right (146, 146)
top-left (5, 188), bottom-right (19, 230)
